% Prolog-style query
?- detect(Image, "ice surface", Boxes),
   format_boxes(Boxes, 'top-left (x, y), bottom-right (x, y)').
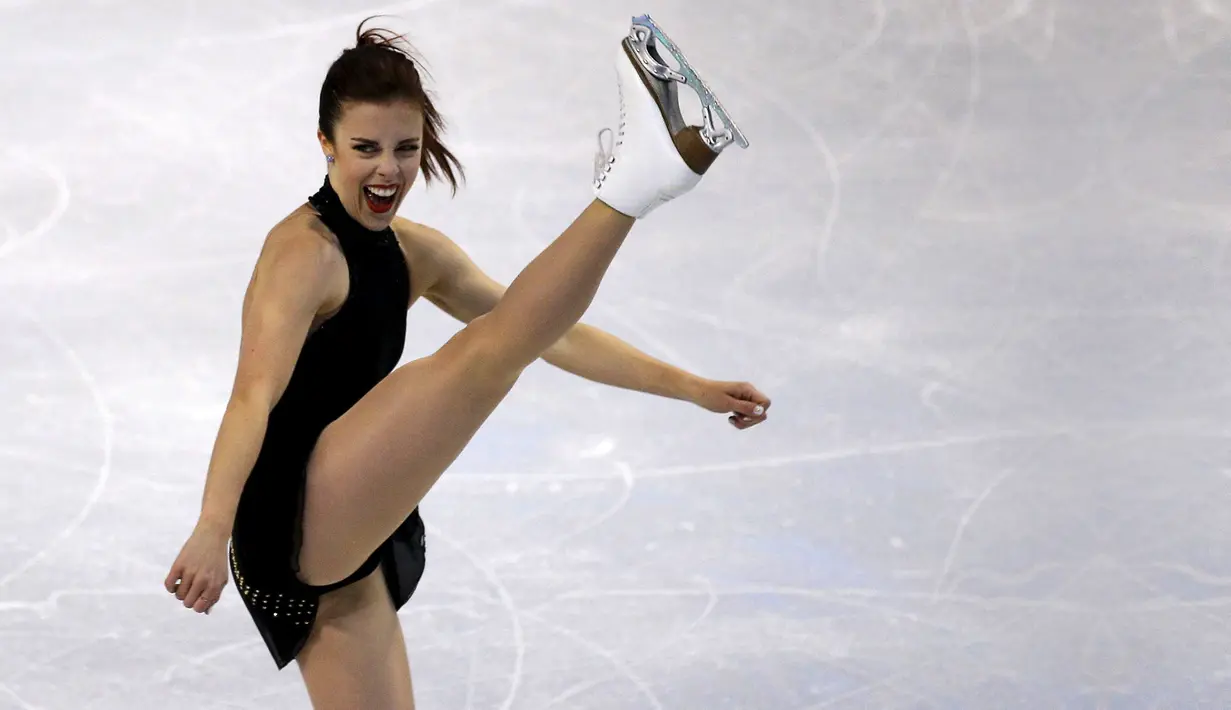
top-left (2, 0), bottom-right (1230, 707)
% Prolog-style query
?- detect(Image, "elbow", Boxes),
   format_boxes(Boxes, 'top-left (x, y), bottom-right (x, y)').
top-left (227, 382), bottom-right (278, 417)
top-left (540, 331), bottom-right (575, 366)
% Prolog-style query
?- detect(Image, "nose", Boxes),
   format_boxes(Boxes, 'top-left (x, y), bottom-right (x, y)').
top-left (375, 151), bottom-right (400, 181)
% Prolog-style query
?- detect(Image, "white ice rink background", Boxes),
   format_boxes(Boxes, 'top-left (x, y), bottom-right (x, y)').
top-left (2, 0), bottom-right (1230, 707)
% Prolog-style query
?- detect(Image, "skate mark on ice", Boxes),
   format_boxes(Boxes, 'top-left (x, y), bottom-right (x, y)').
top-left (1106, 15), bottom-right (1231, 223)
top-left (1139, 562), bottom-right (1231, 589)
top-left (1085, 557), bottom-right (1231, 643)
top-left (508, 184), bottom-right (537, 246)
top-left (461, 629), bottom-right (482, 710)
top-left (0, 312), bottom-right (113, 592)
top-left (1196, 0), bottom-right (1231, 22)
top-left (0, 447), bottom-right (96, 475)
top-left (88, 253), bottom-right (257, 278)
top-left (1160, 0), bottom-right (1189, 62)
top-left (1125, 593), bottom-right (1231, 613)
top-left (530, 609), bottom-right (665, 710)
top-left (626, 297), bottom-right (726, 329)
top-left (931, 467), bottom-right (1015, 601)
top-left (834, 21), bottom-right (948, 166)
top-left (717, 66), bottom-right (843, 304)
top-left (532, 462), bottom-right (636, 561)
top-left (967, 0), bottom-right (1041, 38)
top-left (932, 561), bottom-right (1071, 594)
top-left (553, 584), bottom-right (1085, 616)
top-left (789, 0), bottom-right (888, 82)
top-left (443, 427), bottom-right (1068, 483)
top-left (174, 0), bottom-right (453, 48)
top-left (600, 303), bottom-right (700, 373)
top-left (1159, 0), bottom-right (1231, 63)
top-left (489, 461), bottom-right (635, 561)
top-left (533, 577), bottom-right (719, 707)
top-left (1115, 559), bottom-right (1231, 620)
top-left (1001, 0), bottom-right (1057, 63)
top-left (0, 587), bottom-right (163, 617)
top-left (918, 0), bottom-right (985, 221)
top-left (0, 683), bottom-right (39, 710)
top-left (160, 638), bottom-right (264, 682)
top-left (540, 588), bottom-right (1073, 710)
top-left (632, 295), bottom-right (949, 390)
top-left (920, 166), bottom-right (1098, 222)
top-left (0, 149), bottom-right (70, 261)
top-left (635, 428), bottom-right (1063, 480)
top-left (423, 524), bottom-right (525, 710)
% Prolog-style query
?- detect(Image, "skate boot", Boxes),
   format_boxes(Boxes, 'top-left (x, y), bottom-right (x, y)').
top-left (592, 14), bottom-right (750, 219)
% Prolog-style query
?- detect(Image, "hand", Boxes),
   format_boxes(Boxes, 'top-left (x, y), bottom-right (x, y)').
top-left (164, 519), bottom-right (231, 615)
top-left (687, 378), bottom-right (772, 430)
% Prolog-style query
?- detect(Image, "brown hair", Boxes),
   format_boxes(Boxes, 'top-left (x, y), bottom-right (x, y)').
top-left (319, 18), bottom-right (464, 194)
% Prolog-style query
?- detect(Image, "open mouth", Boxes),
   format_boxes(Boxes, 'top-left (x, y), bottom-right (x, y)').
top-left (363, 184), bottom-right (399, 214)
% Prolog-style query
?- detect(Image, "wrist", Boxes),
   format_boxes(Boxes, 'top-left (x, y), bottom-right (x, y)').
top-left (195, 513), bottom-right (233, 539)
top-left (671, 371), bottom-right (707, 402)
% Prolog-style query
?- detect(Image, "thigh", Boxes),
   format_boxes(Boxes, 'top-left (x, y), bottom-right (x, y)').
top-left (297, 566), bottom-right (416, 710)
top-left (299, 319), bottom-right (521, 586)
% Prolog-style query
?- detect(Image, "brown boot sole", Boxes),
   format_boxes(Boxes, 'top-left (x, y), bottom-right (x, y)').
top-left (620, 38), bottom-right (719, 176)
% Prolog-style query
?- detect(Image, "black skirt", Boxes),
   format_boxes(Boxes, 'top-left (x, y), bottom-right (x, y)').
top-left (229, 503), bottom-right (427, 669)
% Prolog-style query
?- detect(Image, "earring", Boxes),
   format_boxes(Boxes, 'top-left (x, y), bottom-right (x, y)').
top-left (326, 155), bottom-right (335, 164)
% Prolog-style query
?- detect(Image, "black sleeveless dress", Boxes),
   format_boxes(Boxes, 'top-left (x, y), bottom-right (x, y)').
top-left (228, 176), bottom-right (427, 669)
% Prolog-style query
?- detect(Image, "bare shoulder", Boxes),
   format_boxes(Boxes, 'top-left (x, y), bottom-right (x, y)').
top-left (246, 206), bottom-right (349, 312)
top-left (390, 216), bottom-right (453, 256)
top-left (390, 216), bottom-right (505, 322)
top-left (390, 216), bottom-right (461, 289)
top-left (262, 206), bottom-right (345, 269)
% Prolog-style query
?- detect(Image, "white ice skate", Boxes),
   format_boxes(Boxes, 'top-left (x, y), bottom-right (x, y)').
top-left (593, 14), bottom-right (750, 219)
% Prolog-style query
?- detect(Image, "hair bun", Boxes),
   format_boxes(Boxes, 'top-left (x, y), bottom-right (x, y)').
top-left (355, 18), bottom-right (406, 49)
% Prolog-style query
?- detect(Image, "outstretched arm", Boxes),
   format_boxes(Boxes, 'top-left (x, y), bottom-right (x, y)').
top-left (540, 323), bottom-right (771, 428)
top-left (409, 222), bottom-right (771, 428)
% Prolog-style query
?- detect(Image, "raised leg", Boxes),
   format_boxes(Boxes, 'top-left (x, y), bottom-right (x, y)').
top-left (298, 202), bottom-right (632, 584)
top-left (297, 16), bottom-right (748, 586)
top-left (297, 566), bottom-right (416, 710)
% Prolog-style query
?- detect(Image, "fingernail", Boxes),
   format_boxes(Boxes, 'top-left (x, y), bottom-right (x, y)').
top-left (753, 405), bottom-right (764, 416)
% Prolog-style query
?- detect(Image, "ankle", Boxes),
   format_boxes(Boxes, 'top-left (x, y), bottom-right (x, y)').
top-left (589, 198), bottom-right (639, 223)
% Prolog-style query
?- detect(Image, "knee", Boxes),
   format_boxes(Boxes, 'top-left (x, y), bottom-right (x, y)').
top-left (452, 314), bottom-right (530, 388)
top-left (315, 566), bottom-right (386, 623)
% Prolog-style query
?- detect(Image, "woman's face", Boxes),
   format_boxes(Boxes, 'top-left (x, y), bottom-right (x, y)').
top-left (319, 100), bottom-right (424, 230)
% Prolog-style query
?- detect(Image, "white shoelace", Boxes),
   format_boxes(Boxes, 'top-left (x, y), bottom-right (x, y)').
top-left (593, 127), bottom-right (615, 184)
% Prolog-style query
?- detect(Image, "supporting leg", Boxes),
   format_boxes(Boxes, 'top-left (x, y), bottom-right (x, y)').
top-left (297, 567), bottom-right (416, 710)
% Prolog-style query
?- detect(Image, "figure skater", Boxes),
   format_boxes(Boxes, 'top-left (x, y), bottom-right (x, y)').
top-left (165, 15), bottom-right (768, 709)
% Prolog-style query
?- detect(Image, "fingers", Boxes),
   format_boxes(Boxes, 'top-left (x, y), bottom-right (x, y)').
top-left (182, 575), bottom-right (209, 609)
top-left (173, 571), bottom-right (193, 601)
top-left (183, 575), bottom-right (227, 614)
top-left (166, 564), bottom-right (226, 614)
top-left (728, 413), bottom-right (765, 429)
top-left (724, 383), bottom-right (771, 430)
top-left (727, 397), bottom-right (764, 418)
top-left (192, 588), bottom-right (221, 614)
top-left (727, 382), bottom-right (770, 408)
top-left (732, 381), bottom-right (771, 406)
top-left (164, 564), bottom-right (183, 594)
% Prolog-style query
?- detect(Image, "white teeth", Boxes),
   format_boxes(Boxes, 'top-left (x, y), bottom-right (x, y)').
top-left (366, 186), bottom-right (397, 197)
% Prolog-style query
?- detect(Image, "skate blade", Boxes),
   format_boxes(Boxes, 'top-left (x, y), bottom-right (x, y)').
top-left (629, 13), bottom-right (750, 152)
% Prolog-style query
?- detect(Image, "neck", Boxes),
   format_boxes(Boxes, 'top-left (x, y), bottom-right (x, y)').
top-left (316, 174), bottom-right (390, 235)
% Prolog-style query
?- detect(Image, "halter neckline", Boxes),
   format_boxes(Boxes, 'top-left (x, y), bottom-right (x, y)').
top-left (307, 175), bottom-right (398, 246)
